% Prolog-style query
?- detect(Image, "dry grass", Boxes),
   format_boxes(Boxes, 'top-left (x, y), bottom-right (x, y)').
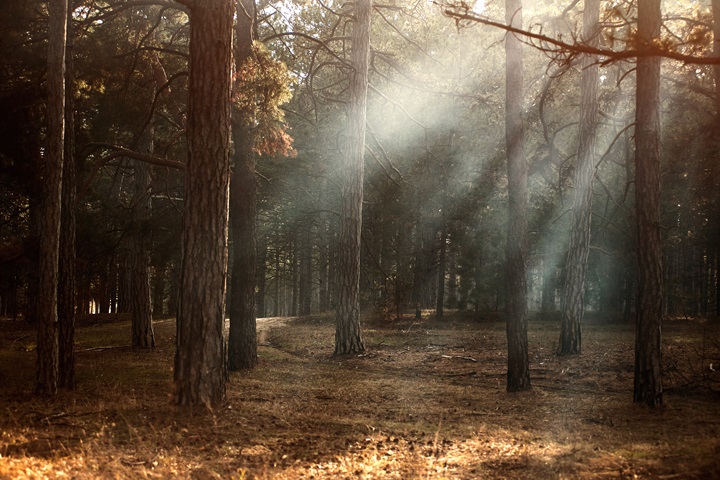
top-left (1, 312), bottom-right (719, 479)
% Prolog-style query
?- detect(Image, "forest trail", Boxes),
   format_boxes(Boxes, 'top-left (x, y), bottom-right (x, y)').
top-left (257, 316), bottom-right (292, 344)
top-left (224, 316), bottom-right (293, 344)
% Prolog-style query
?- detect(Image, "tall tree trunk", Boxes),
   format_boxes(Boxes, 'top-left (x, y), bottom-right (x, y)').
top-left (447, 240), bottom-right (457, 310)
top-left (504, 0), bottom-right (530, 392)
top-left (152, 263), bottom-right (166, 317)
top-left (36, 0), bottom-right (68, 396)
top-left (167, 259), bottom-right (180, 316)
top-left (228, 0), bottom-right (258, 371)
top-left (334, 0), bottom-right (370, 355)
top-left (273, 245), bottom-right (280, 317)
top-left (291, 241), bottom-right (298, 316)
top-left (541, 254), bottom-right (556, 314)
top-left (633, 0), bottom-right (663, 407)
top-left (713, 0), bottom-right (720, 121)
top-left (257, 233), bottom-right (267, 318)
top-left (318, 210), bottom-right (329, 312)
top-left (559, 0), bottom-right (599, 355)
top-left (173, 0), bottom-right (233, 407)
top-left (436, 223), bottom-right (447, 318)
top-left (58, 3), bottom-right (75, 389)
top-left (299, 224), bottom-right (312, 316)
top-left (130, 128), bottom-right (155, 349)
top-left (712, 0), bottom-right (720, 318)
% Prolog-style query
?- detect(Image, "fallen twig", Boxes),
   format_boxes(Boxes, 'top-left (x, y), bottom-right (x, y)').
top-left (81, 346), bottom-right (127, 352)
top-left (441, 354), bottom-right (477, 362)
top-left (443, 371), bottom-right (477, 377)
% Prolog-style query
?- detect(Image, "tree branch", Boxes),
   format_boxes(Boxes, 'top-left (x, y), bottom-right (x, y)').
top-left (438, 2), bottom-right (720, 66)
top-left (80, 143), bottom-right (185, 199)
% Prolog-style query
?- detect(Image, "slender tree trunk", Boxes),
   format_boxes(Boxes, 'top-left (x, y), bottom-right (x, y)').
top-left (130, 128), bottom-right (155, 349)
top-left (152, 264), bottom-right (166, 317)
top-left (318, 210), bottom-right (329, 311)
top-left (633, 0), bottom-right (663, 407)
top-left (58, 4), bottom-right (75, 389)
top-left (299, 225), bottom-right (312, 316)
top-left (273, 245), bottom-right (280, 317)
top-left (448, 240), bottom-right (457, 309)
top-left (257, 233), bottom-right (267, 318)
top-left (334, 0), bottom-right (370, 355)
top-left (541, 254), bottom-right (556, 314)
top-left (436, 223), bottom-right (447, 318)
top-left (36, 0), bottom-right (68, 396)
top-left (114, 254), bottom-right (130, 314)
top-left (173, 0), bottom-right (233, 406)
top-left (228, 0), bottom-right (258, 371)
top-left (167, 259), bottom-right (180, 316)
top-left (504, 0), bottom-right (530, 392)
top-left (559, 0), bottom-right (599, 355)
top-left (291, 241), bottom-right (298, 316)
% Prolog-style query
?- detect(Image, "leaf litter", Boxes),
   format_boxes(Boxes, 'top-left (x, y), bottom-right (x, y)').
top-left (1, 312), bottom-right (719, 479)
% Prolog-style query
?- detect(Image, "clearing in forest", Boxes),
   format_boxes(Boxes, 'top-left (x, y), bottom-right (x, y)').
top-left (1, 313), bottom-right (719, 479)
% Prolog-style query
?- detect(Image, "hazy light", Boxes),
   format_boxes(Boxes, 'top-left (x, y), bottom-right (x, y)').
top-left (473, 0), bottom-right (486, 14)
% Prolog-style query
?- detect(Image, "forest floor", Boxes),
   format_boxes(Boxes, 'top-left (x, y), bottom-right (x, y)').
top-left (1, 311), bottom-right (720, 479)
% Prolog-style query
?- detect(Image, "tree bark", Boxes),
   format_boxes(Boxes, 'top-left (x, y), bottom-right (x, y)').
top-left (273, 245), bottom-right (280, 317)
top-left (713, 0), bottom-right (720, 120)
top-left (504, 0), bottom-right (530, 392)
top-left (436, 223), bottom-right (447, 318)
top-left (58, 3), bottom-right (75, 389)
top-left (173, 0), bottom-right (233, 407)
top-left (256, 233), bottom-right (267, 318)
top-left (299, 224), bottom-right (312, 316)
top-left (152, 263), bottom-right (166, 317)
top-left (131, 128), bottom-right (155, 349)
top-left (36, 0), bottom-right (68, 396)
top-left (228, 0), bottom-right (258, 371)
top-left (633, 0), bottom-right (663, 407)
top-left (712, 0), bottom-right (720, 318)
top-left (559, 0), bottom-right (599, 355)
top-left (318, 210), bottom-right (329, 312)
top-left (334, 0), bottom-right (370, 355)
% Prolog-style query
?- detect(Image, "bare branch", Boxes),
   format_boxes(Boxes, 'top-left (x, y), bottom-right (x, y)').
top-left (80, 143), bottom-right (185, 199)
top-left (437, 2), bottom-right (720, 66)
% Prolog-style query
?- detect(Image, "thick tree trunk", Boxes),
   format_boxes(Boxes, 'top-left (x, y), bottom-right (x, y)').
top-left (713, 0), bottom-right (720, 120)
top-left (559, 0), bottom-right (599, 355)
top-left (36, 0), bottom-right (68, 396)
top-left (228, 0), bottom-right (258, 371)
top-left (58, 6), bottom-right (75, 389)
top-left (712, 0), bottom-right (720, 318)
top-left (228, 153), bottom-right (257, 368)
top-left (633, 0), bottom-right (663, 407)
top-left (173, 0), bottom-right (233, 406)
top-left (334, 0), bottom-right (370, 355)
top-left (504, 0), bottom-right (530, 392)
